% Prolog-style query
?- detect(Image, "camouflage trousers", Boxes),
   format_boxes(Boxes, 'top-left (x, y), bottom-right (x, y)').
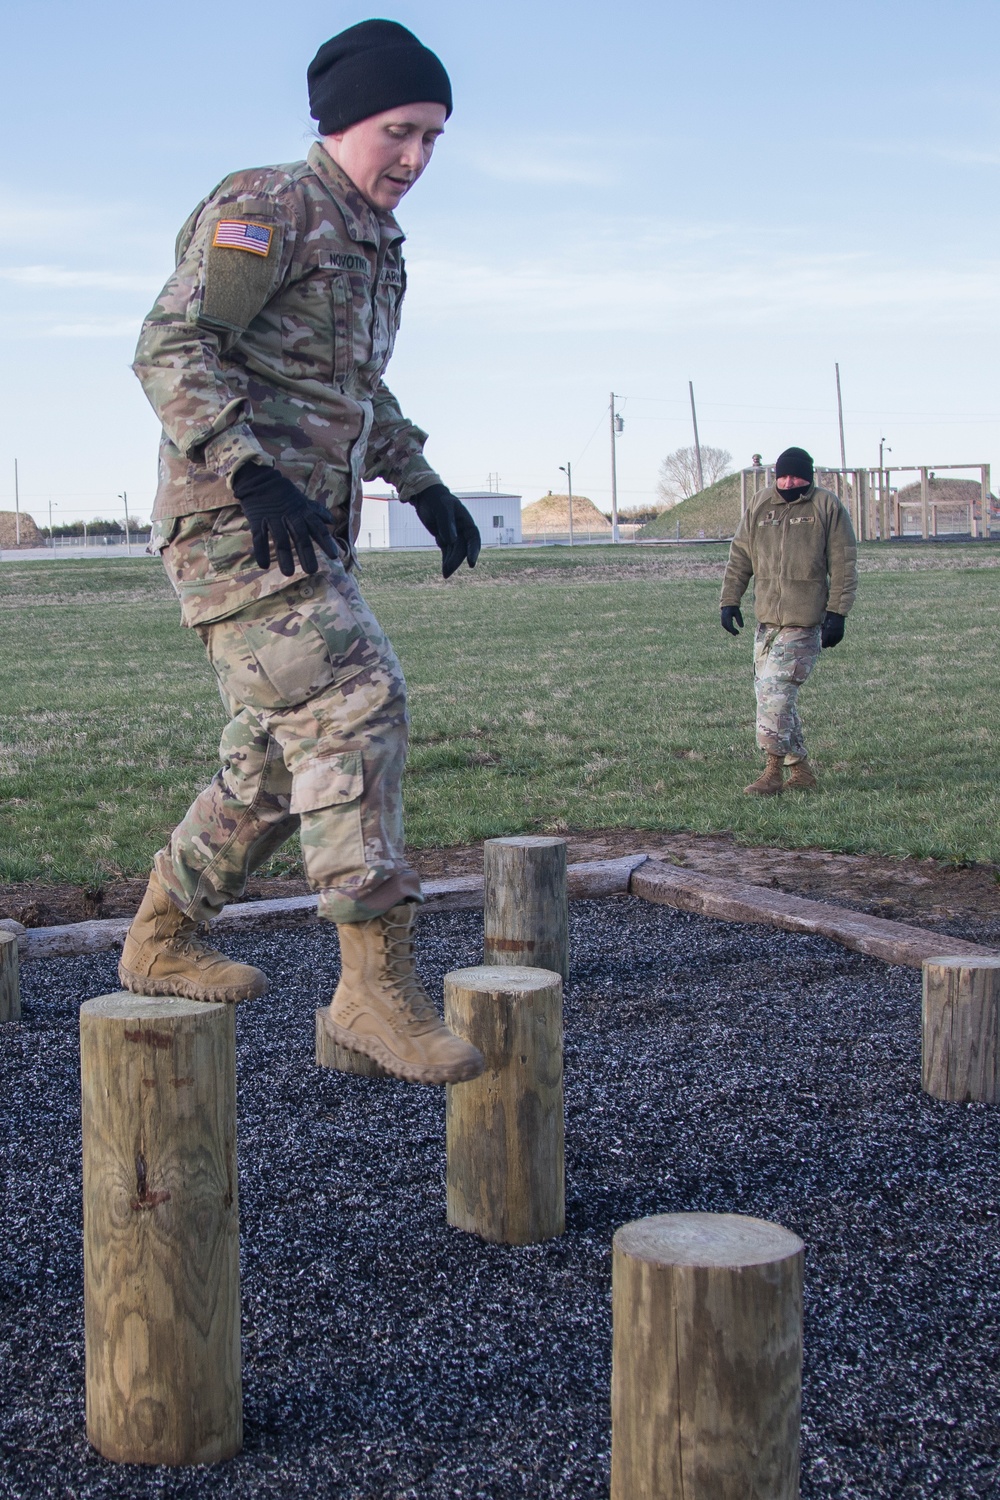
top-left (753, 624), bottom-right (822, 763)
top-left (154, 534), bottom-right (420, 925)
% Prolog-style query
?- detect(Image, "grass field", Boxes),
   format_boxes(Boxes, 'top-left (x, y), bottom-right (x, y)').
top-left (2, 542), bottom-right (999, 884)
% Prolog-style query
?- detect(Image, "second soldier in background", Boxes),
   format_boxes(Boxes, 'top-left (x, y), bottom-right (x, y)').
top-left (720, 446), bottom-right (858, 795)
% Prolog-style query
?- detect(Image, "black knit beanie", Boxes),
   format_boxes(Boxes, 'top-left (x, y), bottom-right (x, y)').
top-left (774, 447), bottom-right (814, 484)
top-left (308, 20), bottom-right (452, 135)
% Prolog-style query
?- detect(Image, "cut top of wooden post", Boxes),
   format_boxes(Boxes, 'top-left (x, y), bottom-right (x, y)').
top-left (614, 1212), bottom-right (804, 1269)
top-left (80, 993), bottom-right (227, 1024)
top-left (447, 963), bottom-right (564, 994)
top-left (484, 836), bottom-right (568, 852)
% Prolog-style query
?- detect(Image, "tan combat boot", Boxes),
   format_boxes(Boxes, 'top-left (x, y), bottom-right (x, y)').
top-left (786, 758), bottom-right (818, 790)
top-left (743, 753), bottom-right (786, 796)
top-left (118, 871), bottom-right (268, 1003)
top-left (327, 903), bottom-right (485, 1085)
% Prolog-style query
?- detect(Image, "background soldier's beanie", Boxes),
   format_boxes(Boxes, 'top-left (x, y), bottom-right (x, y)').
top-left (308, 20), bottom-right (453, 134)
top-left (774, 447), bottom-right (815, 483)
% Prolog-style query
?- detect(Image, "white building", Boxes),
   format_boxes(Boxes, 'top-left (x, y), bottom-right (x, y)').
top-left (358, 491), bottom-right (522, 550)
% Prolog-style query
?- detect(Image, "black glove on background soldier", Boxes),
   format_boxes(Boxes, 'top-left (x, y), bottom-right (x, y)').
top-left (721, 605), bottom-right (744, 636)
top-left (821, 611), bottom-right (845, 648)
top-left (410, 483), bottom-right (481, 578)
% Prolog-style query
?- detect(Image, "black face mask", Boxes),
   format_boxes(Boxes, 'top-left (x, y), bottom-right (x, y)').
top-left (777, 479), bottom-right (811, 497)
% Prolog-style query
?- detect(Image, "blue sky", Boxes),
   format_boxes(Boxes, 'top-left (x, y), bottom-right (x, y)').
top-left (2, 0), bottom-right (999, 524)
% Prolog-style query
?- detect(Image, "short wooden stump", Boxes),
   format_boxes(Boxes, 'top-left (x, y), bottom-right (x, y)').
top-left (445, 965), bottom-right (564, 1244)
top-left (483, 836), bottom-right (569, 981)
top-left (611, 1212), bottom-right (804, 1500)
top-left (315, 1007), bottom-right (394, 1078)
top-left (80, 993), bottom-right (241, 1466)
top-left (922, 956), bottom-right (1000, 1103)
top-left (0, 930), bottom-right (20, 1022)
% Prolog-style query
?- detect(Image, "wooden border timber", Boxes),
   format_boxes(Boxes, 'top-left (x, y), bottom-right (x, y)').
top-left (632, 860), bottom-right (996, 969)
top-left (6, 851), bottom-right (994, 970)
top-left (12, 856), bottom-right (649, 961)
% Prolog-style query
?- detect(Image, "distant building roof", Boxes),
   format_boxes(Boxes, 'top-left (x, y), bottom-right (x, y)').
top-left (362, 490), bottom-right (521, 502)
top-left (454, 491), bottom-right (521, 501)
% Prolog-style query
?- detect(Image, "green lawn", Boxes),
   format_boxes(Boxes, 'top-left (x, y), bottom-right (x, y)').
top-left (1, 543), bottom-right (999, 884)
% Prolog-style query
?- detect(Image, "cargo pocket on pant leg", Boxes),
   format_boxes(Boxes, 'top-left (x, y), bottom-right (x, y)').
top-left (290, 749), bottom-right (365, 887)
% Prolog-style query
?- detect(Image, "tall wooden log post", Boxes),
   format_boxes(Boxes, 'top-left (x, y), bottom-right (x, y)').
top-left (315, 1006), bottom-right (393, 1078)
top-left (445, 965), bottom-right (564, 1244)
top-left (922, 956), bottom-right (1000, 1103)
top-left (483, 836), bottom-right (569, 981)
top-left (611, 1212), bottom-right (804, 1500)
top-left (0, 931), bottom-right (20, 1022)
top-left (80, 994), bottom-right (242, 1465)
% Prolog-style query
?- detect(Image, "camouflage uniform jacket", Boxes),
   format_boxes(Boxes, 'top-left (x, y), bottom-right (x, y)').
top-left (721, 483), bottom-right (858, 628)
top-left (133, 143), bottom-right (441, 544)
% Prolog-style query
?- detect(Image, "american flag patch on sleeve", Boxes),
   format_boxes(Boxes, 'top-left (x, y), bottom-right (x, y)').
top-left (212, 220), bottom-right (274, 255)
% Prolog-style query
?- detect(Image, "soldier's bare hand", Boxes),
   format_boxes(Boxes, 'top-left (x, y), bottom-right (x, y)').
top-left (233, 462), bottom-right (338, 576)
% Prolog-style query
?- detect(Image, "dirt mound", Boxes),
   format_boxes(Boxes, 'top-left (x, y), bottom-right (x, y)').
top-left (521, 493), bottom-right (610, 533)
top-left (896, 477), bottom-right (993, 514)
top-left (0, 511), bottom-right (45, 548)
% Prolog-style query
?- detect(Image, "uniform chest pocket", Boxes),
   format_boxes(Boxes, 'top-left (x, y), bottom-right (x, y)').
top-left (278, 265), bottom-right (354, 387)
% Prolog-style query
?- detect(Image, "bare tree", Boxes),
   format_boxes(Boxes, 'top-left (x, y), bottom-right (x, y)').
top-left (657, 445), bottom-right (733, 505)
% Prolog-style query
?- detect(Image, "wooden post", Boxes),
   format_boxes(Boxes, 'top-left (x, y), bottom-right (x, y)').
top-left (920, 466), bottom-right (930, 540)
top-left (445, 965), bottom-right (564, 1244)
top-left (483, 835), bottom-right (568, 981)
top-left (740, 468), bottom-right (747, 518)
top-left (981, 464), bottom-right (991, 540)
top-left (611, 1212), bottom-right (804, 1500)
top-left (80, 993), bottom-right (241, 1465)
top-left (315, 1006), bottom-right (392, 1078)
top-left (922, 956), bottom-right (1000, 1102)
top-left (0, 931), bottom-right (20, 1022)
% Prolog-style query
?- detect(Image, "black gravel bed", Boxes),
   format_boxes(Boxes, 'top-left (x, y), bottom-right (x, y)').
top-left (2, 898), bottom-right (998, 1499)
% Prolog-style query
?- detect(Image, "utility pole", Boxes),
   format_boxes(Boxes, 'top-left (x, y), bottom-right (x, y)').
top-left (559, 462), bottom-right (574, 546)
top-left (609, 392), bottom-right (622, 543)
top-left (688, 381), bottom-right (704, 492)
top-left (47, 499), bottom-right (56, 549)
top-left (835, 363), bottom-right (847, 469)
top-left (119, 492), bottom-right (131, 556)
top-left (13, 459), bottom-right (20, 547)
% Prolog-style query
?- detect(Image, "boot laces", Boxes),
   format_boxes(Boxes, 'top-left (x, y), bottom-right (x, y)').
top-left (165, 929), bottom-right (218, 965)
top-left (382, 916), bottom-right (439, 1026)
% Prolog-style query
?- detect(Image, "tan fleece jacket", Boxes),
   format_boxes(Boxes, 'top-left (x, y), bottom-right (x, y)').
top-left (720, 483), bottom-right (858, 627)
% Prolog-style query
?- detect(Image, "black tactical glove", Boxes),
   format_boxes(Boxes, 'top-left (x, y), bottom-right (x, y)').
top-left (410, 483), bottom-right (482, 579)
top-left (232, 462), bottom-right (338, 577)
top-left (721, 605), bottom-right (744, 637)
top-left (821, 611), bottom-right (845, 649)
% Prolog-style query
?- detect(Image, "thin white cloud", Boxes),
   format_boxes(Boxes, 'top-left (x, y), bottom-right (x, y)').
top-left (0, 264), bottom-right (159, 292)
top-left (467, 153), bottom-right (610, 186)
top-left (404, 240), bottom-right (1000, 333)
top-left (861, 138), bottom-right (1000, 167)
top-left (455, 134), bottom-right (616, 186)
top-left (46, 318), bottom-right (141, 338)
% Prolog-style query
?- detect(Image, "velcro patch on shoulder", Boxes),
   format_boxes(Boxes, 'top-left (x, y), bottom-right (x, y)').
top-left (201, 217), bottom-right (280, 332)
